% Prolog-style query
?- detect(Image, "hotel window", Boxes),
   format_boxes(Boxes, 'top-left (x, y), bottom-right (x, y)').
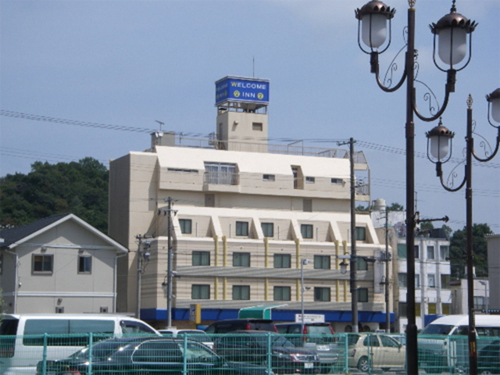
top-left (233, 252), bottom-right (250, 267)
top-left (274, 254), bottom-right (291, 268)
top-left (274, 286), bottom-right (291, 301)
top-left (192, 285), bottom-right (210, 299)
top-left (440, 245), bottom-right (449, 260)
top-left (314, 287), bottom-right (331, 302)
top-left (192, 251), bottom-right (210, 266)
top-left (358, 288), bottom-right (369, 303)
top-left (427, 246), bottom-right (435, 260)
top-left (33, 254), bottom-right (53, 274)
top-left (355, 227), bottom-right (366, 241)
top-left (233, 285), bottom-right (250, 300)
top-left (428, 274), bottom-right (436, 288)
top-left (314, 255), bottom-right (330, 270)
top-left (261, 222), bottom-right (274, 237)
top-left (179, 219), bottom-right (192, 234)
top-left (263, 174), bottom-right (275, 181)
top-left (236, 221), bottom-right (249, 236)
top-left (204, 162), bottom-right (237, 185)
top-left (301, 224), bottom-right (313, 239)
top-left (78, 256), bottom-right (92, 274)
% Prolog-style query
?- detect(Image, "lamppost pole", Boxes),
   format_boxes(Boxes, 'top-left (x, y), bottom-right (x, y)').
top-left (300, 258), bottom-right (311, 332)
top-left (355, 1), bottom-right (476, 373)
top-left (426, 90), bottom-right (500, 375)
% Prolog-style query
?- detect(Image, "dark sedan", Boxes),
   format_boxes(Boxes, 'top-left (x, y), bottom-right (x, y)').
top-left (36, 336), bottom-right (273, 375)
top-left (214, 331), bottom-right (320, 374)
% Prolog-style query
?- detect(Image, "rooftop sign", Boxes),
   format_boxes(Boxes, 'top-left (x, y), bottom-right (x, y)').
top-left (215, 76), bottom-right (270, 106)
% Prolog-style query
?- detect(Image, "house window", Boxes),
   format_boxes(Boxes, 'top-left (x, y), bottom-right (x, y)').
top-left (192, 285), bottom-right (210, 299)
top-left (179, 219), bottom-right (192, 234)
top-left (78, 256), bottom-right (92, 274)
top-left (204, 162), bottom-right (237, 185)
top-left (233, 252), bottom-right (250, 267)
top-left (414, 245), bottom-right (420, 259)
top-left (274, 286), bottom-right (291, 301)
top-left (263, 174), bottom-right (275, 181)
top-left (415, 274), bottom-right (420, 288)
top-left (356, 257), bottom-right (368, 271)
top-left (314, 255), bottom-right (330, 270)
top-left (428, 274), bottom-right (436, 288)
top-left (397, 244), bottom-right (407, 259)
top-left (398, 273), bottom-right (407, 288)
top-left (274, 254), bottom-right (291, 268)
top-left (441, 274), bottom-right (450, 288)
top-left (192, 251), bottom-right (210, 266)
top-left (399, 302), bottom-right (407, 318)
top-left (261, 222), bottom-right (274, 237)
top-left (236, 221), bottom-right (249, 236)
top-left (355, 227), bottom-right (366, 241)
top-left (314, 287), bottom-right (331, 302)
top-left (233, 285), bottom-right (250, 300)
top-left (33, 254), bottom-right (53, 274)
top-left (440, 245), bottom-right (449, 261)
top-left (252, 122), bottom-right (263, 131)
top-left (305, 176), bottom-right (315, 183)
top-left (358, 288), bottom-right (369, 302)
top-left (301, 224), bottom-right (313, 239)
top-left (331, 178), bottom-right (343, 185)
top-left (427, 246), bottom-right (435, 260)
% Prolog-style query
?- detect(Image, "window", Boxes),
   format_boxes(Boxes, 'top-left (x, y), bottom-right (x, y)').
top-left (314, 287), bottom-right (331, 302)
top-left (441, 274), bottom-right (450, 288)
top-left (428, 274), bottom-right (436, 288)
top-left (233, 252), bottom-right (250, 267)
top-left (355, 227), bottom-right (366, 241)
top-left (263, 174), bottom-right (275, 181)
top-left (442, 303), bottom-right (451, 315)
top-left (415, 303), bottom-right (421, 317)
top-left (261, 222), bottom-right (274, 237)
top-left (192, 251), bottom-right (210, 266)
top-left (192, 285), bottom-right (210, 299)
top-left (167, 168), bottom-right (198, 174)
top-left (303, 199), bottom-right (312, 212)
top-left (399, 302), bottom-right (407, 318)
top-left (356, 257), bottom-right (368, 271)
top-left (314, 255), bottom-right (330, 270)
top-left (428, 303), bottom-right (437, 314)
top-left (427, 246), bottom-right (435, 260)
top-left (233, 285), bottom-right (250, 300)
top-left (274, 286), bottom-right (291, 301)
top-left (398, 273), bottom-right (407, 288)
top-left (252, 122), bottom-right (263, 131)
top-left (274, 254), bottom-right (291, 268)
top-left (78, 256), bottom-right (92, 274)
top-left (331, 178), bottom-right (343, 185)
top-left (301, 224), bottom-right (313, 239)
top-left (305, 176), bottom-right (315, 183)
top-left (358, 288), bottom-right (368, 302)
top-left (179, 219), bottom-right (192, 234)
top-left (440, 245), bottom-right (449, 261)
top-left (204, 162), bottom-right (237, 185)
top-left (236, 221), bottom-right (249, 236)
top-left (414, 245), bottom-right (420, 259)
top-left (474, 296), bottom-right (486, 310)
top-left (415, 274), bottom-right (420, 288)
top-left (33, 254), bottom-right (53, 274)
top-left (397, 244), bottom-right (407, 259)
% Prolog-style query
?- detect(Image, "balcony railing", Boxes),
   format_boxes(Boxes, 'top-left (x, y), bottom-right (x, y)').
top-left (204, 172), bottom-right (239, 185)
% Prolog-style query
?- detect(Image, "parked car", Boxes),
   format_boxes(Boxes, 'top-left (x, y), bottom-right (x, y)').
top-left (205, 319), bottom-right (277, 334)
top-left (347, 333), bottom-right (405, 372)
top-left (36, 336), bottom-right (273, 375)
top-left (478, 339), bottom-right (500, 374)
top-left (214, 330), bottom-right (320, 374)
top-left (159, 328), bottom-right (214, 349)
top-left (275, 323), bottom-right (338, 373)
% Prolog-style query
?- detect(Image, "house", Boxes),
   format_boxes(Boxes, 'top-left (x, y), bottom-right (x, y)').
top-left (0, 213), bottom-right (128, 314)
top-left (109, 76), bottom-right (393, 332)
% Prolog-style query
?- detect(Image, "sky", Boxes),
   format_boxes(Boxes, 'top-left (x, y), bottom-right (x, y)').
top-left (1, 0), bottom-right (499, 234)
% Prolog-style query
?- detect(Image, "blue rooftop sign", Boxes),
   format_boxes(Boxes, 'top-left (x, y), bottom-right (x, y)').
top-left (215, 76), bottom-right (270, 106)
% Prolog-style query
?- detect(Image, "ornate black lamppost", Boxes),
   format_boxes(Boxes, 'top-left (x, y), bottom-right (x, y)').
top-left (426, 89), bottom-right (500, 375)
top-left (355, 1), bottom-right (476, 374)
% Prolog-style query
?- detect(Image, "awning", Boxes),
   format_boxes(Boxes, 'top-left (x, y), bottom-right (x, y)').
top-left (238, 304), bottom-right (288, 319)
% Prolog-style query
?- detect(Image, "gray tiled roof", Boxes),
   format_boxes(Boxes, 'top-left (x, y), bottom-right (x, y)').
top-left (0, 213), bottom-right (71, 248)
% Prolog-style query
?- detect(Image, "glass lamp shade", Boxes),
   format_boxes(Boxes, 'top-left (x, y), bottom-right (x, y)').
top-left (438, 27), bottom-right (467, 65)
top-left (490, 95), bottom-right (500, 123)
top-left (361, 13), bottom-right (388, 48)
top-left (429, 134), bottom-right (451, 160)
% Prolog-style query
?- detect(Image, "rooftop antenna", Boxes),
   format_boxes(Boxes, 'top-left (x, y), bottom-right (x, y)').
top-left (155, 120), bottom-right (164, 131)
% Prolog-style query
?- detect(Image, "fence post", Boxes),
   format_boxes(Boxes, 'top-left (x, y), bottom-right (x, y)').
top-left (182, 334), bottom-right (188, 375)
top-left (266, 332), bottom-right (273, 374)
top-left (41, 333), bottom-right (48, 375)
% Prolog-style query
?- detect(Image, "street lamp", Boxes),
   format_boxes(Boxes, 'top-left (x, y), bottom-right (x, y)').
top-left (355, 1), bottom-right (476, 374)
top-left (300, 258), bottom-right (312, 331)
top-left (426, 90), bottom-right (500, 374)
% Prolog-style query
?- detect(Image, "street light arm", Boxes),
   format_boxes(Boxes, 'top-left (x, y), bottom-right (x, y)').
top-left (471, 127), bottom-right (500, 163)
top-left (374, 56), bottom-right (407, 92)
top-left (413, 83), bottom-right (452, 122)
top-left (436, 162), bottom-right (467, 192)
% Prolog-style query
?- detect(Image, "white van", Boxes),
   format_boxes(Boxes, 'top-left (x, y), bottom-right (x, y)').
top-left (418, 314), bottom-right (500, 373)
top-left (0, 313), bottom-right (160, 375)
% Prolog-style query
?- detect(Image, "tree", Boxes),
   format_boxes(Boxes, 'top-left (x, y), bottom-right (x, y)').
top-left (0, 158), bottom-right (108, 233)
top-left (387, 202), bottom-right (404, 211)
top-left (449, 223), bottom-right (492, 279)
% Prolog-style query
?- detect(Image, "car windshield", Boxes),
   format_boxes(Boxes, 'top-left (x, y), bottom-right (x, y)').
top-left (178, 332), bottom-right (211, 343)
top-left (420, 324), bottom-right (454, 335)
top-left (252, 335), bottom-right (294, 348)
top-left (69, 341), bottom-right (131, 360)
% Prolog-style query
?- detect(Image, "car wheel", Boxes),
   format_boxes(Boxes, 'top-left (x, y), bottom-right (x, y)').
top-left (357, 356), bottom-right (370, 372)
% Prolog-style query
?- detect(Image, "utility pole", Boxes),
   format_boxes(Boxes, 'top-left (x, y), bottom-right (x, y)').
top-left (164, 197), bottom-right (177, 328)
top-left (384, 209), bottom-right (391, 333)
top-left (135, 234), bottom-right (152, 319)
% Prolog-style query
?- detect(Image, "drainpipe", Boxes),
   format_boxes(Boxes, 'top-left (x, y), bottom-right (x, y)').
top-left (5, 249), bottom-right (19, 313)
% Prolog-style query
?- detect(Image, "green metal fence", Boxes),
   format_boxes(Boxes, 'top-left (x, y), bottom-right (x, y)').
top-left (1, 332), bottom-right (499, 374)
